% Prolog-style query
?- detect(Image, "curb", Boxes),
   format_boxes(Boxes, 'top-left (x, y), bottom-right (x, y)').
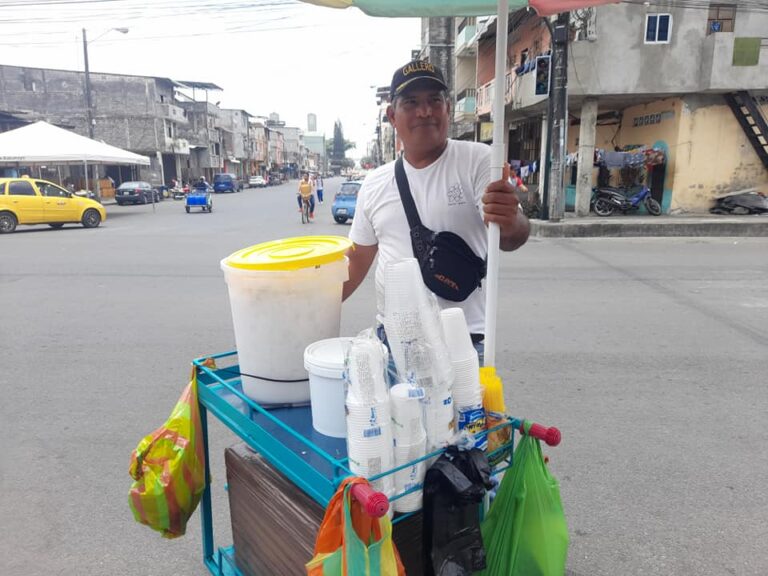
top-left (530, 216), bottom-right (768, 238)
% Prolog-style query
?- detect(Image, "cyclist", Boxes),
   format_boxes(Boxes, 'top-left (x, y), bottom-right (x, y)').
top-left (297, 172), bottom-right (315, 221)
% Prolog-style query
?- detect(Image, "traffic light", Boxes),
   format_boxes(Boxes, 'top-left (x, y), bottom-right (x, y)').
top-left (534, 55), bottom-right (551, 96)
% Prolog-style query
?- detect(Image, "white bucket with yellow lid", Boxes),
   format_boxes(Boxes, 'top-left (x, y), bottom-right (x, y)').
top-left (221, 235), bottom-right (352, 404)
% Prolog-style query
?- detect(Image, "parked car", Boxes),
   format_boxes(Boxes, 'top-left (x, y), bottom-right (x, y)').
top-left (115, 181), bottom-right (160, 205)
top-left (249, 175), bottom-right (266, 188)
top-left (331, 180), bottom-right (362, 224)
top-left (0, 176), bottom-right (106, 233)
top-left (213, 173), bottom-right (243, 193)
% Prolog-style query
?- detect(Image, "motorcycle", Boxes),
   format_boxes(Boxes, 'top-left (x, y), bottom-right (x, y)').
top-left (710, 191), bottom-right (768, 215)
top-left (592, 185), bottom-right (662, 217)
top-left (171, 186), bottom-right (186, 200)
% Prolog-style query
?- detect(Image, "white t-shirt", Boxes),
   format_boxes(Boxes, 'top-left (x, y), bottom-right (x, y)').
top-left (349, 139), bottom-right (491, 334)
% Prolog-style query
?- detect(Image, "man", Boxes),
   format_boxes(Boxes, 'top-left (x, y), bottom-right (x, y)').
top-left (343, 59), bottom-right (529, 341)
top-left (315, 173), bottom-right (325, 204)
top-left (297, 172), bottom-right (315, 220)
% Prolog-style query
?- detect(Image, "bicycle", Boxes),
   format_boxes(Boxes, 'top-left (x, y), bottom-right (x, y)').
top-left (300, 195), bottom-right (312, 224)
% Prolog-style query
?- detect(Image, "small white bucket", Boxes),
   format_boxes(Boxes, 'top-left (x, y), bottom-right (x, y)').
top-left (304, 337), bottom-right (354, 438)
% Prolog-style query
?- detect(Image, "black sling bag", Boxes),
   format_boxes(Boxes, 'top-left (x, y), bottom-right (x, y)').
top-left (394, 156), bottom-right (486, 302)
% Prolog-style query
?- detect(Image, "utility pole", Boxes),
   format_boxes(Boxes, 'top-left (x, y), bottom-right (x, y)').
top-left (548, 12), bottom-right (569, 221)
top-left (82, 29), bottom-right (94, 139)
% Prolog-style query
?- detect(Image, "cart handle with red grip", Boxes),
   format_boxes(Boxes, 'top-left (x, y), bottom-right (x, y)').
top-left (350, 419), bottom-right (561, 517)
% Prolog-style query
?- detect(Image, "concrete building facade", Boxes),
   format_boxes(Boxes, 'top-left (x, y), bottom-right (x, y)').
top-left (469, 4), bottom-right (768, 214)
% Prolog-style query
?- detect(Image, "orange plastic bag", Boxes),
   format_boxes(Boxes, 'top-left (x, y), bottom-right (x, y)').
top-left (128, 368), bottom-right (206, 538)
top-left (307, 477), bottom-right (406, 575)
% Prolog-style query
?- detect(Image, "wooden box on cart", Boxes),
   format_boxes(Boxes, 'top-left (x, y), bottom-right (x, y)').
top-left (225, 442), bottom-right (423, 575)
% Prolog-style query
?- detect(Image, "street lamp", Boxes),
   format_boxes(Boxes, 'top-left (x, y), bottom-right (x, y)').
top-left (83, 27), bottom-right (129, 139)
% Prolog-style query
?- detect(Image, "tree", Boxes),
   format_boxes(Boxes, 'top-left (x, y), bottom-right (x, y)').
top-left (327, 120), bottom-right (356, 165)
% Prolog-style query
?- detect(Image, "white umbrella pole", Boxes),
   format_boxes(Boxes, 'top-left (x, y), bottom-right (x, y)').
top-left (484, 0), bottom-right (509, 368)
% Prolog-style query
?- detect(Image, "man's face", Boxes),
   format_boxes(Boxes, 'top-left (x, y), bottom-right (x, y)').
top-left (387, 85), bottom-right (450, 155)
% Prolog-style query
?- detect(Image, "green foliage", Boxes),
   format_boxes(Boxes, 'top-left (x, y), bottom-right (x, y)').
top-left (327, 120), bottom-right (356, 162)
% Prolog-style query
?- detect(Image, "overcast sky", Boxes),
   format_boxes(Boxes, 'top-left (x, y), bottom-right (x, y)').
top-left (0, 0), bottom-right (421, 158)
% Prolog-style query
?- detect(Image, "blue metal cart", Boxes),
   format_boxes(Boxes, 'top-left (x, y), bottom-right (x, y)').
top-left (186, 188), bottom-right (212, 213)
top-left (192, 351), bottom-right (560, 576)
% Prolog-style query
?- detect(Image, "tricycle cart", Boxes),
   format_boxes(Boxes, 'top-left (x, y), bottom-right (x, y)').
top-left (186, 188), bottom-right (213, 213)
top-left (192, 350), bottom-right (561, 576)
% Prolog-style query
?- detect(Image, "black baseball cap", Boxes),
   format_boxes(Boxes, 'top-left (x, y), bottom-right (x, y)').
top-left (390, 60), bottom-right (448, 99)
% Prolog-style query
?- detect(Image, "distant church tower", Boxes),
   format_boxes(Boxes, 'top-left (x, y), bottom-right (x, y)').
top-left (307, 113), bottom-right (317, 132)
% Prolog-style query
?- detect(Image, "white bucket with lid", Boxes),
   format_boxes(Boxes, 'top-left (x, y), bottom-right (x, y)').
top-left (221, 236), bottom-right (352, 404)
top-left (304, 337), bottom-right (353, 438)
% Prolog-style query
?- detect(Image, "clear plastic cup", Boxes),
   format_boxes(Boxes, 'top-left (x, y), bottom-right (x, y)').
top-left (440, 308), bottom-right (476, 362)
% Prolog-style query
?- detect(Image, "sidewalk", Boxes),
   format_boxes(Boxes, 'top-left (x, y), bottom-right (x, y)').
top-left (530, 213), bottom-right (768, 238)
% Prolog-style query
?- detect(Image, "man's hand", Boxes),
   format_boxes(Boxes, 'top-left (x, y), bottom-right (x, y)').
top-left (482, 164), bottom-right (530, 251)
top-left (342, 243), bottom-right (378, 301)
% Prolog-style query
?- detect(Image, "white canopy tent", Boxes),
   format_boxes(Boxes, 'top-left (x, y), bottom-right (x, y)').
top-left (0, 121), bottom-right (151, 196)
top-left (0, 121), bottom-right (150, 165)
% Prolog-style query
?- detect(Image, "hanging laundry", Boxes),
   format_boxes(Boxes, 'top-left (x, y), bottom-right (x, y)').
top-left (604, 151), bottom-right (625, 168)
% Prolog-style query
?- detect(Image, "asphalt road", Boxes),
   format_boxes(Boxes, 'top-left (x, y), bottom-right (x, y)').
top-left (1, 178), bottom-right (767, 576)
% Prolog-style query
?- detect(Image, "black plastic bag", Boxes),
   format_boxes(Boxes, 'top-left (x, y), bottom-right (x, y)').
top-left (422, 446), bottom-right (493, 575)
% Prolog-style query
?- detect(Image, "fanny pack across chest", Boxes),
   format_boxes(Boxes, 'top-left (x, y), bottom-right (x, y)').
top-left (394, 156), bottom-right (486, 302)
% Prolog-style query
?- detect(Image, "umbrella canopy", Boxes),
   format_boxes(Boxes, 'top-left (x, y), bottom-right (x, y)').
top-left (303, 0), bottom-right (615, 17)
top-left (0, 121), bottom-right (151, 165)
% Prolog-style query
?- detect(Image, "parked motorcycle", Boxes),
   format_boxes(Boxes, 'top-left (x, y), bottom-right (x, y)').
top-left (710, 191), bottom-right (768, 215)
top-left (592, 185), bottom-right (662, 217)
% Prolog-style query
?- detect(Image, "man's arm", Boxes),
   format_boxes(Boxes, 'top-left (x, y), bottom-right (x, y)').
top-left (342, 243), bottom-right (378, 301)
top-left (482, 166), bottom-right (530, 252)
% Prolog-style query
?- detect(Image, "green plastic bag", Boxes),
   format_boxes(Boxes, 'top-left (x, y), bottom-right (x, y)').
top-left (478, 421), bottom-right (569, 576)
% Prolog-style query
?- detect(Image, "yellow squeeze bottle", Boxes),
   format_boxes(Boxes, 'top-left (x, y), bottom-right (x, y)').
top-left (480, 366), bottom-right (511, 464)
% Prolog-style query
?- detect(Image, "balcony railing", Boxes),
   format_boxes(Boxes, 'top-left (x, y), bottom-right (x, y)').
top-left (454, 96), bottom-right (476, 121)
top-left (158, 103), bottom-right (188, 123)
top-left (455, 24), bottom-right (477, 57)
top-left (477, 80), bottom-right (493, 116)
top-left (163, 137), bottom-right (190, 154)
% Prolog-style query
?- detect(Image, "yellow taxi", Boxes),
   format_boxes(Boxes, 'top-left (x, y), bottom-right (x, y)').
top-left (0, 176), bottom-right (106, 233)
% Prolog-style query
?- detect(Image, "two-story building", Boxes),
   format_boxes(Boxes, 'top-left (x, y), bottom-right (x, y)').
top-left (274, 125), bottom-right (303, 179)
top-left (0, 65), bottom-right (226, 187)
top-left (469, 4), bottom-right (768, 213)
top-left (219, 108), bottom-right (254, 180)
top-left (249, 120), bottom-right (269, 177)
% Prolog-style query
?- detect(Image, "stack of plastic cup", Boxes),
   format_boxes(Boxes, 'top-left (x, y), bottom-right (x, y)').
top-left (346, 400), bottom-right (394, 486)
top-left (346, 338), bottom-right (390, 404)
top-left (384, 259), bottom-right (453, 386)
top-left (423, 385), bottom-right (455, 452)
top-left (389, 383), bottom-right (427, 512)
top-left (440, 308), bottom-right (486, 450)
top-left (390, 383), bottom-right (426, 442)
top-left (392, 435), bottom-right (427, 513)
top-left (346, 337), bottom-right (394, 495)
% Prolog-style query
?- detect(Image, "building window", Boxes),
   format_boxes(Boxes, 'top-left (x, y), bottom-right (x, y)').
top-left (707, 4), bottom-right (735, 34)
top-left (645, 14), bottom-right (672, 44)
